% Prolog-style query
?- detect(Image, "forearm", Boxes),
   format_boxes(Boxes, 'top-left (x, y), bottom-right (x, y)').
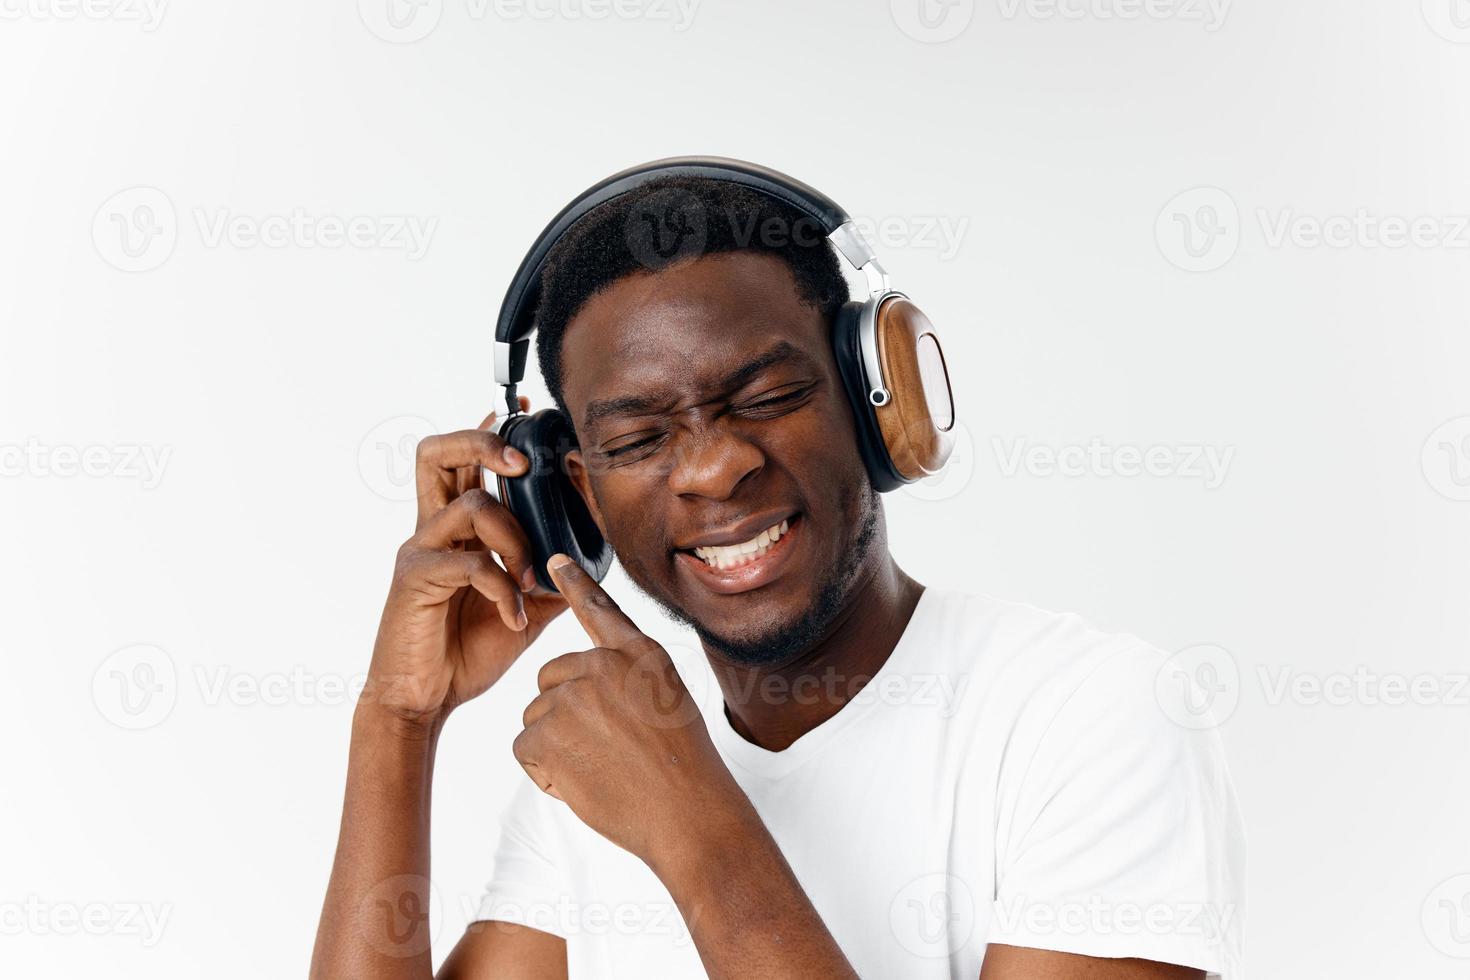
top-left (652, 802), bottom-right (858, 980)
top-left (310, 703), bottom-right (445, 980)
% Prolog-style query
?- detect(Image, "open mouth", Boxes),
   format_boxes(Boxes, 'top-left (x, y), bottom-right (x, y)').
top-left (691, 517), bottom-right (790, 570)
top-left (674, 512), bottom-right (802, 595)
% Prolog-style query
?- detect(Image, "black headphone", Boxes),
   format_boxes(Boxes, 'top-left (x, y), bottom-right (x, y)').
top-left (488, 156), bottom-right (956, 593)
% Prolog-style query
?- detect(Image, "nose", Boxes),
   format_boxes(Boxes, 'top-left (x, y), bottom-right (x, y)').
top-left (667, 423), bottom-right (764, 501)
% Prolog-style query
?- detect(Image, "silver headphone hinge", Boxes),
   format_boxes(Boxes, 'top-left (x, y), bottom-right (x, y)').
top-left (829, 221), bottom-right (893, 296)
top-left (859, 289), bottom-right (905, 409)
top-left (861, 257), bottom-right (890, 297)
top-left (830, 220), bottom-right (895, 405)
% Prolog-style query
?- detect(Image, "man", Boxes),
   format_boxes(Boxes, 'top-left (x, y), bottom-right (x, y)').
top-left (311, 172), bottom-right (1244, 978)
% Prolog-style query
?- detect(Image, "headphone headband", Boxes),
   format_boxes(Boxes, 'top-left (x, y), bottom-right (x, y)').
top-left (493, 156), bottom-right (888, 388)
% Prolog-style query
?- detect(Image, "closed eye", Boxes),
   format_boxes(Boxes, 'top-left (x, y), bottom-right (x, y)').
top-left (594, 381), bottom-right (819, 464)
top-left (736, 382), bottom-right (819, 419)
top-left (599, 431), bottom-right (667, 463)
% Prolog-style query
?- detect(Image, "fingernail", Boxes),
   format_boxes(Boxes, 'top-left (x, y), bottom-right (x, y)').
top-left (503, 445), bottom-right (528, 468)
top-left (548, 553), bottom-right (576, 572)
top-left (515, 610), bottom-right (528, 630)
top-left (521, 567), bottom-right (537, 592)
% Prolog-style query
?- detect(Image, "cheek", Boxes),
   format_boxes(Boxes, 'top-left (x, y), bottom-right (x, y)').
top-left (764, 392), bottom-right (865, 483)
top-left (587, 473), bottom-right (657, 545)
top-left (588, 476), bottom-right (668, 589)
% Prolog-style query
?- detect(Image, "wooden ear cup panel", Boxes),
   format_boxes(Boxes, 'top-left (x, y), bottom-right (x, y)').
top-left (872, 296), bottom-right (956, 481)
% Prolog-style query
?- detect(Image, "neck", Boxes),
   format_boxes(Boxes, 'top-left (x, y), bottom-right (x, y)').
top-left (705, 552), bottom-right (924, 752)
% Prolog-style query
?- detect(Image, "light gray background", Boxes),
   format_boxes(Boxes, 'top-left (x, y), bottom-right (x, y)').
top-left (2, 1), bottom-right (1468, 976)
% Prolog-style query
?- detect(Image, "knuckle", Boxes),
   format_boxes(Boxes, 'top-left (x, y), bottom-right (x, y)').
top-left (458, 487), bottom-right (493, 512)
top-left (520, 698), bottom-right (541, 729)
top-left (468, 550), bottom-right (500, 577)
top-left (559, 676), bottom-right (590, 706)
top-left (475, 571), bottom-right (512, 601)
top-left (536, 653), bottom-right (573, 691)
top-left (511, 729), bottom-right (532, 762)
top-left (468, 430), bottom-right (499, 460)
top-left (466, 492), bottom-right (520, 541)
top-left (588, 648), bottom-right (621, 677)
top-left (629, 636), bottom-right (664, 658)
top-left (493, 516), bottom-right (528, 548)
top-left (392, 546), bottom-right (424, 582)
top-left (580, 592), bottom-right (619, 615)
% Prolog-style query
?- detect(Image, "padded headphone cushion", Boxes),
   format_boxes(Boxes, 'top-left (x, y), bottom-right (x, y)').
top-left (498, 410), bottom-right (614, 593)
top-left (832, 301), bottom-right (905, 493)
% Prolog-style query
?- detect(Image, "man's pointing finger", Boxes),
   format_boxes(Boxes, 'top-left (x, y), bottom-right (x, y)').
top-left (546, 554), bottom-right (645, 649)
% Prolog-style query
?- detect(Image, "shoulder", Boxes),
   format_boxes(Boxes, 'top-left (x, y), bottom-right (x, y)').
top-left (921, 588), bottom-right (1233, 779)
top-left (941, 594), bottom-right (1246, 976)
top-left (918, 587), bottom-right (1171, 716)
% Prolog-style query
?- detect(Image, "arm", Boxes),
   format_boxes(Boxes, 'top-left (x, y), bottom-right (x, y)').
top-left (309, 704), bottom-right (442, 977)
top-left (312, 705), bottom-right (570, 980)
top-left (310, 408), bottom-right (571, 980)
top-left (438, 921), bottom-right (567, 979)
top-left (650, 800), bottom-right (857, 979)
top-left (980, 945), bottom-right (1204, 980)
top-left (510, 556), bottom-right (858, 979)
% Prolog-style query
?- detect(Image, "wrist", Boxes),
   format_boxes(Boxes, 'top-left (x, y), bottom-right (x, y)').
top-left (344, 699), bottom-right (444, 808)
top-left (646, 783), bottom-right (763, 887)
top-left (352, 697), bottom-right (448, 745)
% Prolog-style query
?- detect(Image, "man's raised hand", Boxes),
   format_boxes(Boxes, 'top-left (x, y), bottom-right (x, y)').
top-left (363, 405), bottom-right (569, 726)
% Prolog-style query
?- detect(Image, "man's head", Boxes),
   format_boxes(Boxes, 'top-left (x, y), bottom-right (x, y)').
top-left (536, 176), bottom-right (887, 668)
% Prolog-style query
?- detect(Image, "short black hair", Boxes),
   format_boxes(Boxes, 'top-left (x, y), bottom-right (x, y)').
top-left (533, 175), bottom-right (851, 417)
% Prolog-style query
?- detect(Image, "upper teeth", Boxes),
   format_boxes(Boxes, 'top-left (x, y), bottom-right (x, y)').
top-left (693, 519), bottom-right (789, 570)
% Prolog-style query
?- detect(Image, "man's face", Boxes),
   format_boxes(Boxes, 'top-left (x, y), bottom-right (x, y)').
top-left (560, 250), bottom-right (881, 666)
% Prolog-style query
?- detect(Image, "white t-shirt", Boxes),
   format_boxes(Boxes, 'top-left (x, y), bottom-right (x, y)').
top-left (475, 587), bottom-right (1245, 978)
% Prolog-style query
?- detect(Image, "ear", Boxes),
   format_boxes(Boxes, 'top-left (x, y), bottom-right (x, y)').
top-left (563, 449), bottom-right (609, 539)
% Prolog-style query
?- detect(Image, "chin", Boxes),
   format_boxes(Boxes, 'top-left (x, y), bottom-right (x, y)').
top-left (617, 492), bottom-right (882, 669)
top-left (690, 583), bottom-right (848, 667)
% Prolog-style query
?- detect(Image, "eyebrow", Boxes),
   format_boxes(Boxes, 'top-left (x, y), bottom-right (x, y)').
top-left (582, 340), bottom-right (810, 429)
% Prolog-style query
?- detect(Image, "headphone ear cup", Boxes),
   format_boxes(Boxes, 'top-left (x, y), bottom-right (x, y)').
top-left (496, 409), bottom-right (613, 594)
top-left (832, 300), bottom-right (905, 492)
top-left (869, 296), bottom-right (955, 483)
